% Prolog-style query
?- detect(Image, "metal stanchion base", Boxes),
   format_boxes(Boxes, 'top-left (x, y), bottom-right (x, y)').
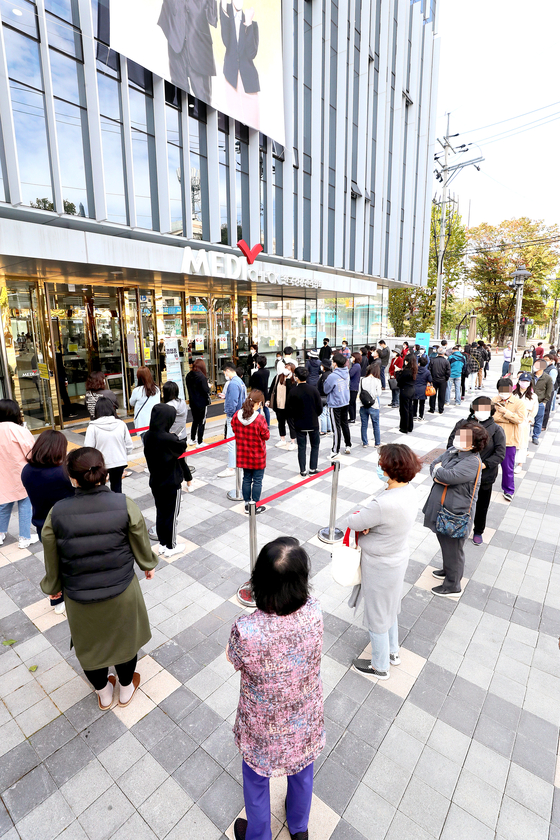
top-left (317, 527), bottom-right (344, 544)
top-left (237, 581), bottom-right (256, 608)
top-left (227, 489), bottom-right (244, 501)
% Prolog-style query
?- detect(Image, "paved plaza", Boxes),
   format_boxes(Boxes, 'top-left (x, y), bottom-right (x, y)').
top-left (0, 357), bottom-right (559, 840)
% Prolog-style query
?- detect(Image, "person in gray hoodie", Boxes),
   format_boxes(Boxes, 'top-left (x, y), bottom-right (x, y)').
top-left (84, 398), bottom-right (133, 493)
top-left (323, 352), bottom-right (351, 458)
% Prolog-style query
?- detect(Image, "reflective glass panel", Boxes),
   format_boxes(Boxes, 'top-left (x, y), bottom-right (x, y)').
top-left (100, 117), bottom-right (127, 224)
top-left (4, 26), bottom-right (42, 88)
top-left (190, 151), bottom-right (202, 239)
top-left (0, 0), bottom-right (38, 38)
top-left (54, 98), bottom-right (89, 216)
top-left (132, 128), bottom-right (155, 229)
top-left (129, 86), bottom-right (153, 132)
top-left (50, 48), bottom-right (86, 106)
top-left (167, 141), bottom-right (183, 235)
top-left (46, 12), bottom-right (82, 59)
top-left (97, 72), bottom-right (120, 120)
top-left (10, 82), bottom-right (52, 205)
top-left (45, 0), bottom-right (78, 23)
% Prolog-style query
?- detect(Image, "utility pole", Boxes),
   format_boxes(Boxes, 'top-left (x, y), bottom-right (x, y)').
top-left (509, 265), bottom-right (531, 375)
top-left (433, 116), bottom-right (485, 341)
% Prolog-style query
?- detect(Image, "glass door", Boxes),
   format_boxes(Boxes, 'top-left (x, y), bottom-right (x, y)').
top-left (213, 295), bottom-right (234, 392)
top-left (139, 289), bottom-right (158, 385)
top-left (156, 290), bottom-right (188, 386)
top-left (121, 289), bottom-right (142, 406)
top-left (186, 294), bottom-right (211, 389)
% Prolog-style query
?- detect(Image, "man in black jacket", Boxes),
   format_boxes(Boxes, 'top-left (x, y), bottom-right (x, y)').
top-left (377, 340), bottom-right (390, 389)
top-left (286, 367), bottom-right (323, 476)
top-left (532, 360), bottom-right (553, 445)
top-left (447, 397), bottom-right (506, 546)
top-left (319, 338), bottom-right (332, 362)
top-left (428, 348), bottom-right (451, 414)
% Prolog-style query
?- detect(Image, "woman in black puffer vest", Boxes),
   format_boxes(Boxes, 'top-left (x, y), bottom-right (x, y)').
top-left (41, 447), bottom-right (158, 711)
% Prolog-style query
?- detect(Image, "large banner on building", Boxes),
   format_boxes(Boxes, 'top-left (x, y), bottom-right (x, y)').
top-left (109, 0), bottom-right (285, 144)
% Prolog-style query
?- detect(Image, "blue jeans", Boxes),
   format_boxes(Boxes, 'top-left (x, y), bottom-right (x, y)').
top-left (360, 406), bottom-right (380, 445)
top-left (369, 619), bottom-right (399, 672)
top-left (319, 405), bottom-right (331, 433)
top-left (380, 366), bottom-right (386, 388)
top-left (445, 380), bottom-right (451, 403)
top-left (0, 497), bottom-right (32, 540)
top-left (533, 402), bottom-right (545, 440)
top-left (390, 387), bottom-right (400, 407)
top-left (242, 468), bottom-right (264, 503)
top-left (262, 405), bottom-right (270, 427)
top-left (450, 377), bottom-right (461, 404)
top-left (226, 417), bottom-right (236, 468)
top-left (242, 760), bottom-right (313, 840)
top-left (502, 360), bottom-right (510, 376)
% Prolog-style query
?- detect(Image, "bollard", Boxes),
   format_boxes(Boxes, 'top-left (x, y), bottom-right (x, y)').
top-left (317, 460), bottom-right (344, 544)
top-left (237, 501), bottom-right (257, 608)
top-left (227, 466), bottom-right (244, 501)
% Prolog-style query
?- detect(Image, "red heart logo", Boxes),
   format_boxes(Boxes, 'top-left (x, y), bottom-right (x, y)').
top-left (237, 239), bottom-right (263, 265)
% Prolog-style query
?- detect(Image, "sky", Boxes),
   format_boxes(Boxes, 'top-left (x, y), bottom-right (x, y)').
top-left (434, 0), bottom-right (560, 230)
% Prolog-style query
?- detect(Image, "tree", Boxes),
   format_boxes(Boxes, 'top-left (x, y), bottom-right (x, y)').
top-left (388, 203), bottom-right (468, 337)
top-left (30, 198), bottom-right (77, 215)
top-left (468, 218), bottom-right (560, 344)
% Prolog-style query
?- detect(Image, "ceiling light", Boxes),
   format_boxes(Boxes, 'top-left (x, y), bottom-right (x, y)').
top-left (12, 8), bottom-right (23, 15)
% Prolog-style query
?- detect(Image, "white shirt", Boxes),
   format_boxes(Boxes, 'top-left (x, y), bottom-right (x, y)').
top-left (234, 9), bottom-right (242, 40)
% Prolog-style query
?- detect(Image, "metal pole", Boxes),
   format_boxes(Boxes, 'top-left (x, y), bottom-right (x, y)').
top-left (509, 281), bottom-right (524, 375)
top-left (317, 461), bottom-right (344, 544)
top-left (237, 501), bottom-right (257, 608)
top-left (434, 114), bottom-right (450, 343)
top-left (227, 466), bottom-right (244, 501)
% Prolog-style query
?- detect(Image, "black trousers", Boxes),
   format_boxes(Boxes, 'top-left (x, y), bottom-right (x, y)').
top-left (349, 390), bottom-right (358, 422)
top-left (542, 397), bottom-right (553, 431)
top-left (276, 408), bottom-right (296, 440)
top-left (329, 406), bottom-right (351, 454)
top-left (436, 532), bottom-right (466, 591)
top-left (152, 486), bottom-right (181, 549)
top-left (84, 655), bottom-right (137, 690)
top-left (429, 380), bottom-right (447, 413)
top-left (190, 406), bottom-right (207, 444)
top-left (399, 395), bottom-right (414, 433)
top-left (473, 483), bottom-right (492, 536)
top-left (296, 430), bottom-right (320, 472)
top-left (108, 465), bottom-right (125, 494)
top-left (180, 458), bottom-right (193, 483)
top-left (412, 398), bottom-right (426, 419)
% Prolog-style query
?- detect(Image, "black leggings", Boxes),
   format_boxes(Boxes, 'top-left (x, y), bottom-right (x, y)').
top-left (190, 406), bottom-right (207, 444)
top-left (349, 390), bottom-right (358, 422)
top-left (180, 458), bottom-right (192, 483)
top-left (152, 486), bottom-right (181, 549)
top-left (275, 408), bottom-right (296, 440)
top-left (108, 466), bottom-right (125, 494)
top-left (84, 655), bottom-right (137, 690)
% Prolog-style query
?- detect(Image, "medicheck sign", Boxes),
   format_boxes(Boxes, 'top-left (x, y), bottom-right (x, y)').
top-left (110, 0), bottom-right (285, 144)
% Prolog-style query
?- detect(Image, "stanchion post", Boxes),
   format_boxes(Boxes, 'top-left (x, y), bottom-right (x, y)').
top-left (317, 460), bottom-right (344, 544)
top-left (237, 501), bottom-right (257, 608)
top-left (227, 466), bottom-right (244, 501)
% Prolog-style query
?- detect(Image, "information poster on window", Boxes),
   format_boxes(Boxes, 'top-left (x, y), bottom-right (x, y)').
top-left (164, 337), bottom-right (185, 400)
top-left (195, 335), bottom-right (204, 351)
top-left (126, 334), bottom-right (139, 367)
top-left (38, 363), bottom-right (49, 380)
top-left (218, 334), bottom-right (227, 350)
top-left (144, 346), bottom-right (151, 361)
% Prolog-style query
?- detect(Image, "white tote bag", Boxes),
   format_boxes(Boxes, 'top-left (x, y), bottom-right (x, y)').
top-left (331, 528), bottom-right (362, 587)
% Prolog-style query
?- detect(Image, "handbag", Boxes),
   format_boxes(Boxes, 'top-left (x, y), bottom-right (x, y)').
top-left (331, 528), bottom-right (362, 586)
top-left (435, 460), bottom-right (482, 539)
top-left (425, 383), bottom-right (436, 397)
top-left (359, 382), bottom-right (375, 408)
top-left (388, 377), bottom-right (398, 391)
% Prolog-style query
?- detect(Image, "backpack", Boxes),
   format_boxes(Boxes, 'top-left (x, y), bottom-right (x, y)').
top-left (359, 384), bottom-right (375, 408)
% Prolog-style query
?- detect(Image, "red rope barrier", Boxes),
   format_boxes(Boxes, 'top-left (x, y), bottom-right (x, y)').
top-left (178, 437), bottom-right (234, 459)
top-left (259, 465), bottom-right (334, 506)
top-left (127, 425), bottom-right (149, 434)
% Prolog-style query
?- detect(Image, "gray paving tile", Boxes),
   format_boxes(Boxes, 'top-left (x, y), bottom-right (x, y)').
top-left (496, 794), bottom-right (549, 840)
top-left (438, 695), bottom-right (480, 737)
top-left (452, 768), bottom-right (501, 829)
top-left (324, 689), bottom-right (360, 728)
top-left (393, 702), bottom-right (437, 744)
top-left (0, 742), bottom-right (40, 792)
top-left (15, 790), bottom-right (74, 840)
top-left (480, 692), bottom-right (521, 731)
top-left (362, 751), bottom-right (411, 805)
top-left (29, 715), bottom-right (77, 761)
top-left (158, 686), bottom-right (200, 724)
top-left (427, 720), bottom-right (471, 765)
top-left (172, 748), bottom-right (222, 800)
top-left (313, 755), bottom-right (361, 815)
top-left (0, 801), bottom-right (13, 838)
top-left (504, 763), bottom-right (554, 821)
top-left (344, 783), bottom-right (395, 840)
top-left (97, 732), bottom-right (147, 780)
top-left (64, 696), bottom-right (104, 733)
top-left (332, 731), bottom-right (376, 779)
top-left (77, 785), bottom-right (135, 840)
top-left (150, 641), bottom-right (185, 668)
top-left (164, 804), bottom-right (221, 840)
top-left (110, 812), bottom-right (158, 840)
top-left (378, 726), bottom-right (423, 773)
top-left (44, 736), bottom-right (95, 788)
top-left (399, 776), bottom-right (450, 836)
top-left (118, 754), bottom-right (169, 807)
top-left (413, 744), bottom-right (461, 799)
top-left (335, 670), bottom-right (374, 704)
top-left (180, 702), bottom-right (225, 745)
top-left (200, 722), bottom-right (239, 770)
top-left (326, 819), bottom-right (367, 840)
top-left (511, 732), bottom-right (557, 783)
top-left (196, 770), bottom-right (243, 833)
top-left (80, 711), bottom-right (127, 755)
top-left (3, 764), bottom-right (56, 823)
top-left (516, 709), bottom-right (558, 753)
top-left (463, 739), bottom-right (510, 792)
top-left (347, 707), bottom-right (391, 749)
top-left (407, 682), bottom-right (447, 717)
top-left (131, 707), bottom-right (179, 750)
top-left (448, 674), bottom-right (486, 712)
top-left (60, 760), bottom-right (113, 816)
top-left (473, 713), bottom-right (516, 759)
top-left (165, 652), bottom-right (201, 683)
top-left (441, 803), bottom-right (495, 840)
top-left (362, 683), bottom-right (404, 720)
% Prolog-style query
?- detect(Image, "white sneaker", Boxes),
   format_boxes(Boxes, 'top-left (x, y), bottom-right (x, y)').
top-left (54, 602), bottom-right (66, 615)
top-left (286, 442), bottom-right (295, 451)
top-left (217, 467), bottom-right (235, 478)
top-left (143, 467), bottom-right (150, 474)
top-left (0, 533), bottom-right (5, 546)
top-left (329, 452), bottom-right (340, 461)
top-left (154, 543), bottom-right (168, 554)
top-left (345, 446), bottom-right (352, 455)
top-left (514, 465), bottom-right (522, 474)
top-left (18, 535), bottom-right (39, 549)
top-left (163, 544), bottom-right (185, 558)
top-left (275, 441), bottom-right (287, 448)
top-left (186, 484), bottom-right (195, 493)
top-left (148, 525), bottom-right (158, 539)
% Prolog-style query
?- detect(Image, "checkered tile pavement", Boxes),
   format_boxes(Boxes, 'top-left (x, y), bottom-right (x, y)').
top-left (1, 357), bottom-right (559, 840)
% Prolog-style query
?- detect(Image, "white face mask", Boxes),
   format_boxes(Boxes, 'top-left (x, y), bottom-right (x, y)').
top-left (474, 411), bottom-right (491, 422)
top-left (454, 436), bottom-right (472, 452)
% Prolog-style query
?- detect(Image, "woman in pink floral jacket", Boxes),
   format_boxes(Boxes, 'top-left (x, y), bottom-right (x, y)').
top-left (227, 537), bottom-right (325, 840)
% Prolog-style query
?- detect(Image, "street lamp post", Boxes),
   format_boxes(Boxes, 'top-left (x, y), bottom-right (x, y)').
top-left (509, 265), bottom-right (532, 375)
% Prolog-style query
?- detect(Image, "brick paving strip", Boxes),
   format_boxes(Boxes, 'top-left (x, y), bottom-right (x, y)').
top-left (0, 356), bottom-right (559, 840)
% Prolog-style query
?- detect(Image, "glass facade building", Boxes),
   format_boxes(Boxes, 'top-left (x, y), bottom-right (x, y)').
top-left (0, 0), bottom-right (438, 430)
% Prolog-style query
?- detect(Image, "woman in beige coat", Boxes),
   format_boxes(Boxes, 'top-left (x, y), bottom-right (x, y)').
top-left (491, 377), bottom-right (527, 502)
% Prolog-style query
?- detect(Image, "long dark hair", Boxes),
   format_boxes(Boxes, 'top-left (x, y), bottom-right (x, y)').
top-left (513, 380), bottom-right (535, 400)
top-left (27, 429), bottom-right (67, 467)
top-left (94, 397), bottom-right (118, 419)
top-left (365, 363), bottom-right (380, 380)
top-left (403, 353), bottom-right (418, 380)
top-left (137, 366), bottom-right (157, 397)
top-left (0, 399), bottom-right (23, 425)
top-left (192, 358), bottom-right (207, 377)
top-left (162, 381), bottom-right (179, 402)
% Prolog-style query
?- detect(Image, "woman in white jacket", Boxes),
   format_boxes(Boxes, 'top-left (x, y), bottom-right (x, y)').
top-left (513, 373), bottom-right (538, 473)
top-left (130, 367), bottom-right (160, 436)
top-left (359, 364), bottom-right (383, 447)
top-left (84, 398), bottom-right (133, 493)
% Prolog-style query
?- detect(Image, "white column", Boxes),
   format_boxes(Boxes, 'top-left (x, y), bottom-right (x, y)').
top-left (77, 0), bottom-right (106, 220)
top-left (153, 76), bottom-right (171, 234)
top-left (35, 0), bottom-right (64, 213)
top-left (206, 106), bottom-right (220, 242)
top-left (119, 59), bottom-right (137, 228)
top-left (0, 16), bottom-right (22, 205)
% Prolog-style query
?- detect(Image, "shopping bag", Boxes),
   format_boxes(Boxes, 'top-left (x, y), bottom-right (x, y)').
top-left (331, 529), bottom-right (362, 586)
top-left (425, 383), bottom-right (436, 397)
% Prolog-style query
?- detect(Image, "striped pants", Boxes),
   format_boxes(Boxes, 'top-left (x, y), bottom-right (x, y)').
top-left (329, 406), bottom-right (351, 454)
top-left (152, 486), bottom-right (181, 550)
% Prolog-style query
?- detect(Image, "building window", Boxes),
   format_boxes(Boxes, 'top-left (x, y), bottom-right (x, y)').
top-left (259, 135), bottom-right (267, 247)
top-left (165, 84), bottom-right (184, 236)
top-left (235, 121), bottom-right (249, 241)
top-left (188, 97), bottom-right (209, 240)
top-left (97, 50), bottom-right (128, 224)
top-left (218, 112), bottom-right (230, 245)
top-left (272, 152), bottom-right (283, 255)
top-left (128, 66), bottom-right (158, 230)
top-left (2, 17), bottom-right (53, 207)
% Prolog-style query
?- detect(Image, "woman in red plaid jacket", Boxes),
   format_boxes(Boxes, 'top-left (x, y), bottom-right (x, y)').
top-left (231, 390), bottom-right (270, 514)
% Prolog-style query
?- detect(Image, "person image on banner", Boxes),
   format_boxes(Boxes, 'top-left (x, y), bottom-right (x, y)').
top-left (220, 0), bottom-right (260, 129)
top-left (158, 0), bottom-right (218, 102)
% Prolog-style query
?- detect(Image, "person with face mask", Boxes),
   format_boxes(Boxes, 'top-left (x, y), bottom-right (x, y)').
top-left (345, 444), bottom-right (421, 679)
top-left (447, 397), bottom-right (505, 545)
top-left (268, 362), bottom-right (297, 450)
top-left (491, 378), bottom-right (527, 501)
top-left (531, 360), bottom-right (553, 445)
top-left (513, 373), bottom-right (538, 472)
top-left (502, 341), bottom-right (513, 376)
top-left (519, 348), bottom-right (534, 373)
top-left (218, 363), bottom-right (247, 478)
top-left (423, 422), bottom-right (487, 595)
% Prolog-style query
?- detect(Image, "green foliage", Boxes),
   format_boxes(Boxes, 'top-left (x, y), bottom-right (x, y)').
top-left (388, 203), bottom-right (468, 336)
top-left (467, 218), bottom-right (560, 344)
top-left (30, 198), bottom-right (77, 215)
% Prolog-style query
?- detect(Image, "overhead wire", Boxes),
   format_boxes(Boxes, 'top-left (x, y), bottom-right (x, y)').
top-left (461, 101), bottom-right (560, 135)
